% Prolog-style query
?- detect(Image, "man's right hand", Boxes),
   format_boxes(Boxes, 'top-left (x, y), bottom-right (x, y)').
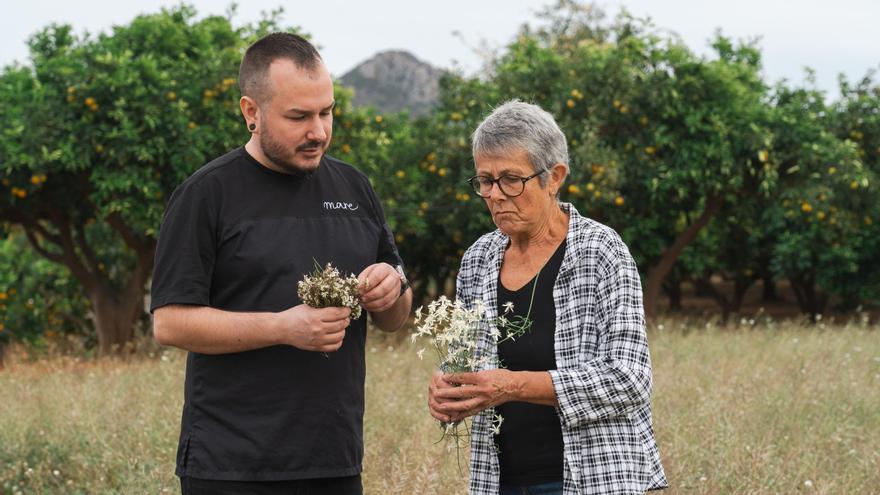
top-left (278, 305), bottom-right (351, 353)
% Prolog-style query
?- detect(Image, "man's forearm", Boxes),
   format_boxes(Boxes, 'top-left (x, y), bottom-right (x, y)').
top-left (369, 289), bottom-right (412, 332)
top-left (153, 305), bottom-right (282, 354)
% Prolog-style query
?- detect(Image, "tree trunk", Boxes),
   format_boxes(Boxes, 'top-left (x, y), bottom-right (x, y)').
top-left (761, 273), bottom-right (778, 302)
top-left (95, 245), bottom-right (155, 355)
top-left (693, 277), bottom-right (731, 322)
top-left (664, 280), bottom-right (682, 312)
top-left (789, 274), bottom-right (826, 322)
top-left (731, 278), bottom-right (752, 314)
top-left (90, 286), bottom-right (142, 354)
top-left (693, 275), bottom-right (716, 297)
top-left (0, 343), bottom-right (6, 370)
top-left (17, 209), bottom-right (155, 355)
top-left (644, 194), bottom-right (724, 321)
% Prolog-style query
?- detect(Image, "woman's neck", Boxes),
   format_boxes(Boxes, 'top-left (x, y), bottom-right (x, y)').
top-left (507, 203), bottom-right (568, 254)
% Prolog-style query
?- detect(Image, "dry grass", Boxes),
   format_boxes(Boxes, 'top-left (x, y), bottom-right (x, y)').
top-left (1, 319), bottom-right (878, 494)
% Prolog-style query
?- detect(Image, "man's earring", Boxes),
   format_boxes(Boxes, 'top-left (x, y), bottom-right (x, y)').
top-left (249, 123), bottom-right (256, 131)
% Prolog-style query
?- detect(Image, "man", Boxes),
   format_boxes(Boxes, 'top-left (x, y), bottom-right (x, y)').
top-left (151, 32), bottom-right (412, 494)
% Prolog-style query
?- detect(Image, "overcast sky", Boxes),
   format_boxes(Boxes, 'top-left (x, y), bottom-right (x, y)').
top-left (2, 0), bottom-right (878, 97)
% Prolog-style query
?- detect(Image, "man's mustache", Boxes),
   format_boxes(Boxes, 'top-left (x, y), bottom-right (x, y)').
top-left (296, 140), bottom-right (325, 151)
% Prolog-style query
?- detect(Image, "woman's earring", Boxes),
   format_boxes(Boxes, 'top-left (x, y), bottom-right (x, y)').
top-left (248, 123), bottom-right (256, 131)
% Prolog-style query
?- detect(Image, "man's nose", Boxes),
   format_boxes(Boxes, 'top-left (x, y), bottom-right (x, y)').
top-left (306, 117), bottom-right (327, 141)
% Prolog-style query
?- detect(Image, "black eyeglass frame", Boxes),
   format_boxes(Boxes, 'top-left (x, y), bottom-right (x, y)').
top-left (466, 170), bottom-right (547, 198)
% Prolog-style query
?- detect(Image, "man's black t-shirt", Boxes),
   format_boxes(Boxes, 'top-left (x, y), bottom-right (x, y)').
top-left (150, 148), bottom-right (403, 481)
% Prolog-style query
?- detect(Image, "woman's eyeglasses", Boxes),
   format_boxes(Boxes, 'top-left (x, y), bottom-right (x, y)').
top-left (466, 170), bottom-right (546, 198)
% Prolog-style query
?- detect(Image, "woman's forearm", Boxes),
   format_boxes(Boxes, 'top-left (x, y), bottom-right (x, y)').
top-left (510, 370), bottom-right (559, 407)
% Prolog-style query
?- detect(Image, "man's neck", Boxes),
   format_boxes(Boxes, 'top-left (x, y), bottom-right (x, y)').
top-left (244, 139), bottom-right (281, 173)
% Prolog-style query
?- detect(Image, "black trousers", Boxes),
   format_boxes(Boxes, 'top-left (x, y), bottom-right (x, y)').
top-left (180, 474), bottom-right (363, 495)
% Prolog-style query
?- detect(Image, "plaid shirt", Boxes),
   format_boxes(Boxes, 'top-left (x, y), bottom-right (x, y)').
top-left (456, 203), bottom-right (668, 494)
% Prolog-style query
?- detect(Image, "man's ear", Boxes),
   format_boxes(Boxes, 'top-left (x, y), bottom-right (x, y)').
top-left (240, 96), bottom-right (259, 130)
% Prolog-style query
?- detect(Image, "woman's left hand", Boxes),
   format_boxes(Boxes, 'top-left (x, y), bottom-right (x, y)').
top-left (432, 369), bottom-right (519, 422)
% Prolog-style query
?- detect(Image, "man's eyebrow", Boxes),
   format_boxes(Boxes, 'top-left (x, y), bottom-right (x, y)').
top-left (284, 101), bottom-right (336, 115)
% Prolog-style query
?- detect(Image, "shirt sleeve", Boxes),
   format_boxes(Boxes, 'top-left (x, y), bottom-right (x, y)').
top-left (365, 181), bottom-right (404, 269)
top-left (455, 241), bottom-right (483, 307)
top-left (149, 179), bottom-right (218, 312)
top-left (548, 232), bottom-right (653, 428)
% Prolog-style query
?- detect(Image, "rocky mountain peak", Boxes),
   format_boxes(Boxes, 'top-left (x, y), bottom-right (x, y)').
top-left (339, 50), bottom-right (445, 117)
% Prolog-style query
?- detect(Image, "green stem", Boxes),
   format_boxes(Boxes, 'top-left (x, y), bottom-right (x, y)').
top-left (523, 267), bottom-right (540, 327)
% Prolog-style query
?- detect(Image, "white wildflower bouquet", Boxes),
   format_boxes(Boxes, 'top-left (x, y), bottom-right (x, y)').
top-left (412, 296), bottom-right (530, 446)
top-left (297, 262), bottom-right (363, 319)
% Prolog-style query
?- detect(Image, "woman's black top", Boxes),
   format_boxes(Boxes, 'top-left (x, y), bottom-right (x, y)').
top-left (494, 239), bottom-right (566, 485)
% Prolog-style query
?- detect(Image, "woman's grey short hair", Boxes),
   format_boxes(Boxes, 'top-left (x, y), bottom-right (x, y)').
top-left (472, 100), bottom-right (569, 186)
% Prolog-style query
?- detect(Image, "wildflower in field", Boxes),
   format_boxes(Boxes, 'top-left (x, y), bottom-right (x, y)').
top-left (297, 262), bottom-right (363, 319)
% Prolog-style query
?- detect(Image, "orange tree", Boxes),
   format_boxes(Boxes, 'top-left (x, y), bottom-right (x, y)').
top-left (823, 74), bottom-right (880, 308)
top-left (0, 6), bottom-right (423, 351)
top-left (0, 231), bottom-right (91, 365)
top-left (416, 4), bottom-right (773, 319)
top-left (0, 7), bottom-right (285, 352)
top-left (760, 82), bottom-right (871, 317)
top-left (571, 33), bottom-right (771, 320)
top-left (339, 1), bottom-right (879, 320)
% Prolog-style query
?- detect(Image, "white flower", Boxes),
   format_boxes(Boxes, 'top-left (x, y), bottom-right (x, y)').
top-left (297, 262), bottom-right (362, 319)
top-left (411, 294), bottom-right (532, 450)
top-left (490, 413), bottom-right (505, 435)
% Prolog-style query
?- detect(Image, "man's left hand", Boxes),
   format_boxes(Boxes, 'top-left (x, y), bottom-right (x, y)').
top-left (357, 263), bottom-right (402, 313)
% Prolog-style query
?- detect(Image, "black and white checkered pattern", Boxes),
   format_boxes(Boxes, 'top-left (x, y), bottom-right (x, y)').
top-left (456, 203), bottom-right (668, 494)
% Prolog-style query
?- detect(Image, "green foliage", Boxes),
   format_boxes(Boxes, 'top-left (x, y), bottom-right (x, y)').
top-left (0, 232), bottom-right (90, 346)
top-left (1, 0), bottom-right (879, 338)
top-left (0, 6), bottom-right (269, 349)
top-left (826, 74), bottom-right (880, 305)
top-left (378, 2), bottom-right (880, 315)
top-left (377, 4), bottom-right (778, 311)
top-left (762, 82), bottom-right (874, 314)
top-left (16, 6), bottom-right (251, 235)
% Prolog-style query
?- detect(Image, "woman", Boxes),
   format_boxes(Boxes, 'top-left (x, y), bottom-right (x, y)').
top-left (427, 101), bottom-right (667, 495)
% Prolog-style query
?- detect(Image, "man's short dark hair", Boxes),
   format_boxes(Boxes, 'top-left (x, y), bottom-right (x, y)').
top-left (239, 32), bottom-right (322, 104)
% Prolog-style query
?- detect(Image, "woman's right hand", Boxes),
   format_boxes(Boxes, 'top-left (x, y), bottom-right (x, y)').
top-left (427, 370), bottom-right (456, 422)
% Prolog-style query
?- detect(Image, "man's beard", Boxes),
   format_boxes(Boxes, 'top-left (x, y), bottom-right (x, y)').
top-left (260, 124), bottom-right (328, 176)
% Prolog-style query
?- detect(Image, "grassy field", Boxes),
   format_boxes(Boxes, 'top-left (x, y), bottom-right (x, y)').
top-left (1, 319), bottom-right (878, 494)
